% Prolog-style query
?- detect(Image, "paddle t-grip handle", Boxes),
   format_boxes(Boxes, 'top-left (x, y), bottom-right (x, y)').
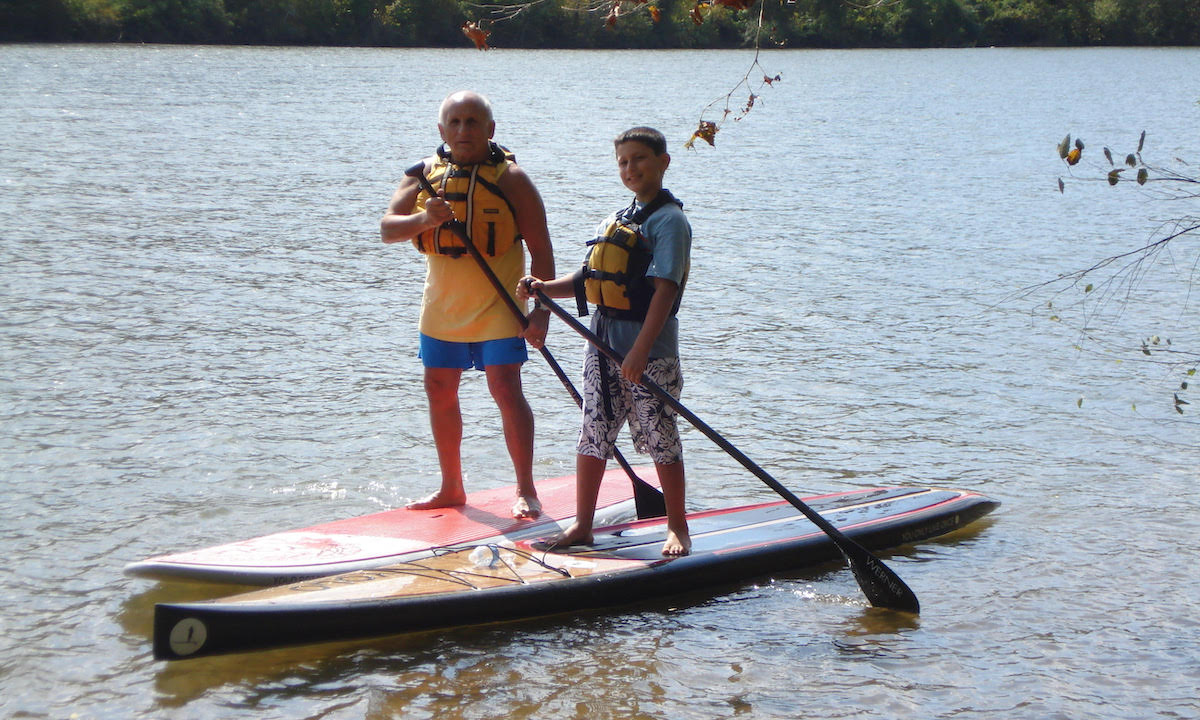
top-left (405, 162), bottom-right (438, 197)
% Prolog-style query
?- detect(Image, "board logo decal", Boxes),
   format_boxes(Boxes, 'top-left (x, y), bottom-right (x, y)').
top-left (168, 618), bottom-right (208, 656)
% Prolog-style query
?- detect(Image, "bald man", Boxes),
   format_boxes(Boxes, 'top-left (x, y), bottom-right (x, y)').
top-left (381, 91), bottom-right (555, 519)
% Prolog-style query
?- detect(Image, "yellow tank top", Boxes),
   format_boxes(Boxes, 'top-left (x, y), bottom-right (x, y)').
top-left (419, 241), bottom-right (526, 342)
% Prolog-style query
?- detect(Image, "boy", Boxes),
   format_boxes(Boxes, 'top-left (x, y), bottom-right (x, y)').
top-left (518, 126), bottom-right (692, 556)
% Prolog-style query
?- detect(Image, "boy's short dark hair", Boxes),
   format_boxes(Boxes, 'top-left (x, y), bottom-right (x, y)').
top-left (614, 126), bottom-right (667, 156)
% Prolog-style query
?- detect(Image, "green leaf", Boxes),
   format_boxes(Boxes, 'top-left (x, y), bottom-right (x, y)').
top-left (1108, 169), bottom-right (1124, 185)
top-left (1084, 283), bottom-right (1093, 293)
top-left (1077, 397), bottom-right (1084, 408)
top-left (1188, 368), bottom-right (1197, 377)
top-left (1137, 168), bottom-right (1148, 185)
top-left (1057, 134), bottom-right (1071, 160)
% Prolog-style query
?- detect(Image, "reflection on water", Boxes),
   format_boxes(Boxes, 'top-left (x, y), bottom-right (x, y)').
top-left (2, 44), bottom-right (1198, 719)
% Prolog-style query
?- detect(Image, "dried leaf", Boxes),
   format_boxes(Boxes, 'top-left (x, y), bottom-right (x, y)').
top-left (648, 4), bottom-right (661, 21)
top-left (1137, 167), bottom-right (1148, 185)
top-left (1138, 130), bottom-right (1145, 152)
top-left (1107, 168), bottom-right (1124, 185)
top-left (684, 120), bottom-right (718, 149)
top-left (690, 3), bottom-right (704, 24)
top-left (1057, 134), bottom-right (1071, 159)
top-left (606, 1), bottom-right (620, 28)
top-left (1066, 147), bottom-right (1081, 165)
top-left (1125, 153), bottom-right (1137, 167)
top-left (763, 73), bottom-right (781, 86)
top-left (1058, 177), bottom-right (1064, 193)
top-left (461, 21), bottom-right (490, 50)
top-left (713, 0), bottom-right (755, 8)
top-left (1103, 147), bottom-right (1113, 165)
top-left (1074, 137), bottom-right (1084, 150)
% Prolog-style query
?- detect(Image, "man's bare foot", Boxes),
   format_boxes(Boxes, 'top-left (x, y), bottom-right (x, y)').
top-left (511, 495), bottom-right (542, 520)
top-left (406, 491), bottom-right (466, 510)
top-left (662, 528), bottom-right (691, 557)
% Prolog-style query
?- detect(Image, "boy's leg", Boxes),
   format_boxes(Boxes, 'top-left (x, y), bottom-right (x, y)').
top-left (654, 459), bottom-right (690, 556)
top-left (545, 452), bottom-right (607, 546)
top-left (632, 357), bottom-right (689, 556)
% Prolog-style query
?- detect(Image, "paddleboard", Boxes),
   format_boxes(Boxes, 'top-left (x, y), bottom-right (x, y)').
top-left (126, 467), bottom-right (659, 586)
top-left (153, 486), bottom-right (998, 660)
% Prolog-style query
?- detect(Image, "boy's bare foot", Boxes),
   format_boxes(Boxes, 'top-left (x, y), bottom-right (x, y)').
top-left (536, 521), bottom-right (593, 550)
top-left (662, 529), bottom-right (691, 557)
top-left (511, 495), bottom-right (542, 520)
top-left (406, 491), bottom-right (466, 510)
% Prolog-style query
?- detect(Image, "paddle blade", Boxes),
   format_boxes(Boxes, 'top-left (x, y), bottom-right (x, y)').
top-left (632, 477), bottom-right (667, 519)
top-left (845, 546), bottom-right (920, 614)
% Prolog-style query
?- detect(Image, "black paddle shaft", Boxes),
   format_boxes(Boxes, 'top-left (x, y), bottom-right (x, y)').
top-left (401, 163), bottom-right (667, 519)
top-left (534, 289), bottom-right (921, 614)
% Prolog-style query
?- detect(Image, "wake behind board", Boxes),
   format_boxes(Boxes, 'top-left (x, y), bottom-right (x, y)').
top-left (154, 486), bottom-right (998, 660)
top-left (126, 467), bottom-right (659, 586)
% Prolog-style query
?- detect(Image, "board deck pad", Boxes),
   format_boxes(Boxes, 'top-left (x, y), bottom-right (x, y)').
top-left (152, 486), bottom-right (1000, 660)
top-left (126, 467), bottom-right (659, 585)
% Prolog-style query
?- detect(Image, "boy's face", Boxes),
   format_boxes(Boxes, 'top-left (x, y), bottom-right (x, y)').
top-left (615, 140), bottom-right (670, 200)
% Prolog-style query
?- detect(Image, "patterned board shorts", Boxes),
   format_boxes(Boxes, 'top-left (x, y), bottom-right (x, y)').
top-left (577, 352), bottom-right (684, 465)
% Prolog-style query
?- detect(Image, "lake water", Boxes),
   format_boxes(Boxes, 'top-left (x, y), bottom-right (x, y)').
top-left (2, 43), bottom-right (1198, 719)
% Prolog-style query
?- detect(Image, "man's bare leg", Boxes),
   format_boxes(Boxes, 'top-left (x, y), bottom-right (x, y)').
top-left (487, 362), bottom-right (541, 519)
top-left (408, 367), bottom-right (468, 510)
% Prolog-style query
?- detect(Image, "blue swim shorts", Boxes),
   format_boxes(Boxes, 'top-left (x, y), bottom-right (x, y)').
top-left (419, 334), bottom-right (528, 370)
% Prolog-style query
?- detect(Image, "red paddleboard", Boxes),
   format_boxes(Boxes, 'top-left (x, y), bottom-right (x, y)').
top-left (125, 467), bottom-right (659, 586)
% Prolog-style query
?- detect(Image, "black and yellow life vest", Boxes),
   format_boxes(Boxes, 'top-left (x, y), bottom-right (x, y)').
top-left (573, 190), bottom-right (684, 321)
top-left (413, 142), bottom-right (521, 258)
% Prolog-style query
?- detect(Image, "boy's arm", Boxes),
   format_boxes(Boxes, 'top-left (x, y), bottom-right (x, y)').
top-left (516, 273), bottom-right (577, 301)
top-left (621, 277), bottom-right (679, 383)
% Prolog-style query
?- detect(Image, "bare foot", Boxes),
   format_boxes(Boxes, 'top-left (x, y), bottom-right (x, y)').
top-left (662, 528), bottom-right (691, 557)
top-left (511, 495), bottom-right (542, 520)
top-left (536, 521), bottom-right (593, 549)
top-left (406, 491), bottom-right (466, 510)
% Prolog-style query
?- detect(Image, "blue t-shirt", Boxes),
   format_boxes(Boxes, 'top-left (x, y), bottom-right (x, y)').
top-left (588, 197), bottom-right (691, 358)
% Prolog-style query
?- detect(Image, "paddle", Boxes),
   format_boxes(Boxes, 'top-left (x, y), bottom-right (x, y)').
top-left (403, 163), bottom-right (667, 520)
top-left (532, 290), bottom-right (921, 613)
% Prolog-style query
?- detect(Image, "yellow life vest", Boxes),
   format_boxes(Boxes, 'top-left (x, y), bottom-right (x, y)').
top-left (576, 190), bottom-right (683, 321)
top-left (413, 143), bottom-right (520, 258)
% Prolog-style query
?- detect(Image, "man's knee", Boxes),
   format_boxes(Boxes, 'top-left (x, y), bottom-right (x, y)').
top-left (486, 364), bottom-right (527, 410)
